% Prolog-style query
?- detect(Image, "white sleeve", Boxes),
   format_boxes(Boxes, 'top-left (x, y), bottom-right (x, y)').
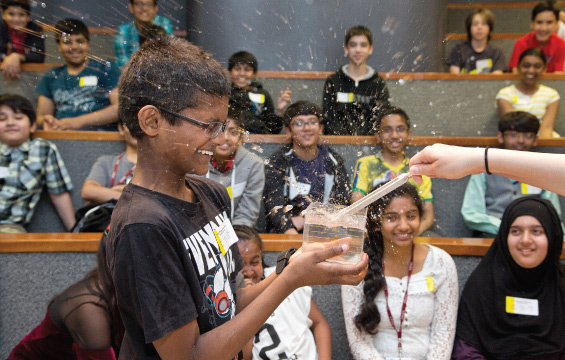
top-left (426, 248), bottom-right (459, 360)
top-left (341, 284), bottom-right (385, 360)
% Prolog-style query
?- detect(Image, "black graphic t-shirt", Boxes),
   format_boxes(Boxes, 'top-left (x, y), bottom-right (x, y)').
top-left (104, 176), bottom-right (242, 359)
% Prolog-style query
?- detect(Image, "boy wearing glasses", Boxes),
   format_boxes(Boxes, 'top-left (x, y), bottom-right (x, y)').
top-left (264, 100), bottom-right (350, 234)
top-left (114, 0), bottom-right (172, 67)
top-left (36, 19), bottom-right (121, 131)
top-left (351, 106), bottom-right (435, 235)
top-left (205, 108), bottom-right (265, 228)
top-left (461, 111), bottom-right (561, 237)
top-left (102, 38), bottom-right (367, 359)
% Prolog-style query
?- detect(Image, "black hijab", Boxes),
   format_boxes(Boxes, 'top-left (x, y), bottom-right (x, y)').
top-left (457, 197), bottom-right (565, 359)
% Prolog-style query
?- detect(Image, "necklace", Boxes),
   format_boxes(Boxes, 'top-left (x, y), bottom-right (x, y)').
top-left (382, 242), bottom-right (414, 359)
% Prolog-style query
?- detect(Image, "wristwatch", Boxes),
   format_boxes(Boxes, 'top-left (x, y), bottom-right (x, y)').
top-left (276, 247), bottom-right (298, 275)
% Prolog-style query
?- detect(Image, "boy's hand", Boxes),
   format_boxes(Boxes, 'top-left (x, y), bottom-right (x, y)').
top-left (45, 117), bottom-right (78, 130)
top-left (42, 115), bottom-right (59, 130)
top-left (1, 53), bottom-right (23, 80)
top-left (276, 87), bottom-right (292, 115)
top-left (286, 238), bottom-right (368, 288)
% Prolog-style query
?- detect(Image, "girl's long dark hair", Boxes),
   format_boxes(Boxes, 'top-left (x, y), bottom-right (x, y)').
top-left (354, 182), bottom-right (422, 334)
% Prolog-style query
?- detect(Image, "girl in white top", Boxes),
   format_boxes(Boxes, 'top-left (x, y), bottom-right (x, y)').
top-left (496, 47), bottom-right (560, 138)
top-left (342, 182), bottom-right (458, 360)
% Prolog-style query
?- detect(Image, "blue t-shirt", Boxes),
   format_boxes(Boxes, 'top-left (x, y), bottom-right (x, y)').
top-left (292, 145), bottom-right (328, 208)
top-left (36, 59), bottom-right (121, 131)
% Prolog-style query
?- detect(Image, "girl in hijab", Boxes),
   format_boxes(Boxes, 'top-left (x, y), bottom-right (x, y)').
top-left (454, 196), bottom-right (565, 359)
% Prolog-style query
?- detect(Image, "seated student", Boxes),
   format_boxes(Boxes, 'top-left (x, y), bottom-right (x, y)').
top-left (0, 93), bottom-right (74, 233)
top-left (351, 106), bottom-right (435, 235)
top-left (342, 182), bottom-right (458, 360)
top-left (228, 51), bottom-right (291, 134)
top-left (447, 8), bottom-right (506, 74)
top-left (322, 25), bottom-right (390, 135)
top-left (264, 100), bottom-right (350, 234)
top-left (7, 266), bottom-right (121, 360)
top-left (81, 121), bottom-right (138, 204)
top-left (0, 0), bottom-right (44, 80)
top-left (509, 0), bottom-right (565, 73)
top-left (114, 0), bottom-right (172, 68)
top-left (101, 37), bottom-right (367, 359)
top-left (36, 19), bottom-right (121, 131)
top-left (462, 111), bottom-right (561, 238)
top-left (497, 48), bottom-right (560, 138)
top-left (205, 108), bottom-right (264, 228)
top-left (454, 197), bottom-right (565, 359)
top-left (235, 225), bottom-right (332, 360)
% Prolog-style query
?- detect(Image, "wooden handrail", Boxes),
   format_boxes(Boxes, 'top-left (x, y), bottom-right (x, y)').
top-left (2, 233), bottom-right (564, 258)
top-left (37, 24), bottom-right (187, 37)
top-left (447, 2), bottom-right (565, 9)
top-left (21, 65), bottom-right (565, 81)
top-left (29, 131), bottom-right (565, 147)
top-left (445, 33), bottom-right (523, 41)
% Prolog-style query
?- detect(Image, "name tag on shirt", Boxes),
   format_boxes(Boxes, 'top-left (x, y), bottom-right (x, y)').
top-left (213, 220), bottom-right (238, 256)
top-left (248, 92), bottom-right (265, 104)
top-left (506, 296), bottom-right (539, 316)
top-left (475, 58), bottom-right (492, 73)
top-left (0, 166), bottom-right (8, 178)
top-left (521, 183), bottom-right (542, 195)
top-left (337, 91), bottom-right (354, 103)
top-left (79, 76), bottom-right (98, 87)
top-left (289, 181), bottom-right (311, 200)
top-left (410, 276), bottom-right (435, 293)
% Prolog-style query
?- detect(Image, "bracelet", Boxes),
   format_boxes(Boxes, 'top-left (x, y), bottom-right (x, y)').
top-left (484, 147), bottom-right (492, 175)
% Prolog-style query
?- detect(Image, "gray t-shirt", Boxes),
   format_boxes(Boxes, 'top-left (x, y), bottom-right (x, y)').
top-left (85, 153), bottom-right (135, 187)
top-left (447, 42), bottom-right (506, 73)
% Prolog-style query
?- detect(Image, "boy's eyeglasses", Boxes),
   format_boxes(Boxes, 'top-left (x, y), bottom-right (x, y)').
top-left (290, 119), bottom-right (320, 129)
top-left (158, 108), bottom-right (228, 138)
top-left (503, 131), bottom-right (536, 141)
top-left (227, 127), bottom-right (246, 137)
top-left (379, 126), bottom-right (408, 135)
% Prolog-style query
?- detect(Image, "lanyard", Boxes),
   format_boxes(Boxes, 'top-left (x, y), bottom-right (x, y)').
top-left (382, 243), bottom-right (414, 360)
top-left (110, 153), bottom-right (136, 187)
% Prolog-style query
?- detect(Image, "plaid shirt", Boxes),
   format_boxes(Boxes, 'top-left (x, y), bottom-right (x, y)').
top-left (114, 15), bottom-right (173, 67)
top-left (0, 138), bottom-right (73, 226)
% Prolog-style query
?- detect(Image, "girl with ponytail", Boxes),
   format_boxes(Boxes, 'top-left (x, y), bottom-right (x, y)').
top-left (342, 182), bottom-right (458, 359)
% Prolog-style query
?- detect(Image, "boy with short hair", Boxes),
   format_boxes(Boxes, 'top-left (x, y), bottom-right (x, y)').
top-left (0, 0), bottom-right (44, 80)
top-left (206, 107), bottom-right (264, 228)
top-left (0, 93), bottom-right (74, 233)
top-left (264, 100), bottom-right (350, 234)
top-left (351, 106), bottom-right (435, 235)
top-left (36, 18), bottom-right (121, 131)
top-left (322, 25), bottom-right (390, 135)
top-left (509, 0), bottom-right (565, 73)
top-left (102, 37), bottom-right (367, 359)
top-left (228, 51), bottom-right (292, 134)
top-left (461, 111), bottom-right (561, 237)
top-left (114, 0), bottom-right (172, 67)
top-left (81, 121), bottom-right (137, 204)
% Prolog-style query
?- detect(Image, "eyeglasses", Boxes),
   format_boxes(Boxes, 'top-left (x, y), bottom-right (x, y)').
top-left (379, 126), bottom-right (408, 135)
top-left (158, 108), bottom-right (228, 138)
top-left (226, 126), bottom-right (246, 137)
top-left (503, 131), bottom-right (536, 141)
top-left (290, 119), bottom-right (320, 129)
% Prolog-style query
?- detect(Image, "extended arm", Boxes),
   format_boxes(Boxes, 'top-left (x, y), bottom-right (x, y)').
top-left (409, 144), bottom-right (565, 196)
top-left (309, 299), bottom-right (332, 360)
top-left (49, 191), bottom-right (75, 231)
top-left (341, 284), bottom-right (384, 360)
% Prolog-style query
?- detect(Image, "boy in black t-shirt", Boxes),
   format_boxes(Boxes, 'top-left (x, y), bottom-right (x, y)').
top-left (102, 37), bottom-right (367, 360)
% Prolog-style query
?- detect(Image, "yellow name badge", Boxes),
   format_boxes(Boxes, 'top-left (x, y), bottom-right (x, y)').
top-left (520, 183), bottom-right (542, 195)
top-left (336, 91), bottom-right (354, 103)
top-left (226, 186), bottom-right (232, 199)
top-left (425, 276), bottom-right (435, 291)
top-left (248, 92), bottom-right (265, 104)
top-left (213, 220), bottom-right (239, 256)
top-left (506, 296), bottom-right (539, 316)
top-left (79, 76), bottom-right (98, 87)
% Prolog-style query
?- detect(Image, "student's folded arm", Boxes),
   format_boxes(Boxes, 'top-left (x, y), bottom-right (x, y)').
top-left (496, 98), bottom-right (514, 118)
top-left (539, 99), bottom-right (559, 138)
top-left (449, 65), bottom-right (461, 75)
top-left (81, 179), bottom-right (122, 203)
top-left (309, 299), bottom-right (332, 360)
top-left (61, 88), bottom-right (119, 130)
top-left (37, 95), bottom-right (56, 127)
top-left (461, 174), bottom-right (500, 235)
